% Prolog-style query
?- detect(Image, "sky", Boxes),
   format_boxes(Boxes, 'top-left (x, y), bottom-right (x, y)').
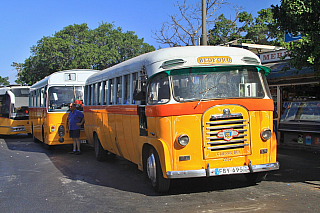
top-left (0, 0), bottom-right (280, 84)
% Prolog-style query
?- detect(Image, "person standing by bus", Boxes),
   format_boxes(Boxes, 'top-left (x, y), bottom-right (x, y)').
top-left (67, 102), bottom-right (84, 155)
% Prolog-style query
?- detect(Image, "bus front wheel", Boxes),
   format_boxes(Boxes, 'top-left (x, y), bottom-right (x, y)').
top-left (94, 134), bottom-right (107, 162)
top-left (145, 147), bottom-right (170, 193)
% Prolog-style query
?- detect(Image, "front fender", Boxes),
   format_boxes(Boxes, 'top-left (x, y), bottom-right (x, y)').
top-left (138, 137), bottom-right (172, 178)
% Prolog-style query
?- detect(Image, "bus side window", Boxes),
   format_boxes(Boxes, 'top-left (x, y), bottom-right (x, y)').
top-left (40, 87), bottom-right (45, 107)
top-left (100, 81), bottom-right (104, 105)
top-left (85, 85), bottom-right (88, 105)
top-left (124, 74), bottom-right (130, 104)
top-left (116, 76), bottom-right (122, 105)
top-left (132, 72), bottom-right (139, 104)
top-left (110, 79), bottom-right (114, 105)
top-left (91, 84), bottom-right (94, 105)
top-left (0, 95), bottom-right (10, 118)
top-left (147, 73), bottom-right (170, 104)
top-left (104, 80), bottom-right (109, 105)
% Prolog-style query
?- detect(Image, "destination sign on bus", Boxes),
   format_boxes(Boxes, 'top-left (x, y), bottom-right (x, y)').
top-left (197, 56), bottom-right (232, 64)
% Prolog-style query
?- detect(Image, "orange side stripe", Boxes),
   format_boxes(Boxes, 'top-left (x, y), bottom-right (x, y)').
top-left (84, 105), bottom-right (138, 115)
top-left (83, 99), bottom-right (274, 117)
top-left (145, 99), bottom-right (274, 117)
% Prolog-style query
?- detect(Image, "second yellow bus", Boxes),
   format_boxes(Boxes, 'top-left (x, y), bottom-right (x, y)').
top-left (29, 69), bottom-right (99, 148)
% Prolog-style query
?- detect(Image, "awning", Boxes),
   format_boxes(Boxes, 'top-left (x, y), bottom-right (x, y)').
top-left (264, 61), bottom-right (319, 86)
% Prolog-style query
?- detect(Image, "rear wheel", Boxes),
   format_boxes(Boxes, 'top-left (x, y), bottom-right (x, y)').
top-left (32, 126), bottom-right (40, 143)
top-left (245, 172), bottom-right (267, 183)
top-left (94, 134), bottom-right (107, 162)
top-left (43, 143), bottom-right (52, 150)
top-left (145, 147), bottom-right (170, 193)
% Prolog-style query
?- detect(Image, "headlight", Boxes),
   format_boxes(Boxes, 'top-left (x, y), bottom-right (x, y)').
top-left (177, 134), bottom-right (189, 146)
top-left (58, 125), bottom-right (65, 136)
top-left (261, 129), bottom-right (272, 141)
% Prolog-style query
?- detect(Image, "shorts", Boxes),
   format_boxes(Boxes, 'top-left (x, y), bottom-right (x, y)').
top-left (69, 129), bottom-right (80, 138)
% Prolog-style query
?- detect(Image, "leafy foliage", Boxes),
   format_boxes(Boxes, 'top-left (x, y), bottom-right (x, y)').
top-left (272, 0), bottom-right (320, 72)
top-left (12, 22), bottom-right (155, 85)
top-left (0, 76), bottom-right (10, 86)
top-left (209, 8), bottom-right (281, 46)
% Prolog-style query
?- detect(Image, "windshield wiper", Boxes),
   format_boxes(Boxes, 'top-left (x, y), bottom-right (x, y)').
top-left (195, 83), bottom-right (220, 109)
top-left (199, 83), bottom-right (220, 94)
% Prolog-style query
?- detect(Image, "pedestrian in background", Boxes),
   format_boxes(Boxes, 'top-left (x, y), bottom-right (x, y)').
top-left (67, 102), bottom-right (84, 155)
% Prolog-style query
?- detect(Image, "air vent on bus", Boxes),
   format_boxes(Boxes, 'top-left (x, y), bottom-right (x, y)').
top-left (241, 57), bottom-right (260, 65)
top-left (161, 59), bottom-right (186, 69)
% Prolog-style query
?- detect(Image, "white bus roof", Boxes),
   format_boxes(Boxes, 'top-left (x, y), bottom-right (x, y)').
top-left (0, 85), bottom-right (30, 95)
top-left (30, 69), bottom-right (99, 91)
top-left (86, 46), bottom-right (267, 85)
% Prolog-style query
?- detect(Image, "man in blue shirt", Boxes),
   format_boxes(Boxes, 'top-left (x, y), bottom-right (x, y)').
top-left (67, 102), bottom-right (84, 155)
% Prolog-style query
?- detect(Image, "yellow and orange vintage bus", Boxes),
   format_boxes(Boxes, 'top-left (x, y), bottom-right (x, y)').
top-left (0, 85), bottom-right (31, 135)
top-left (29, 69), bottom-right (98, 148)
top-left (84, 46), bottom-right (279, 192)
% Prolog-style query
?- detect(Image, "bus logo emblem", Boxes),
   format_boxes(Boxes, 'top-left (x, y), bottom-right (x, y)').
top-left (217, 129), bottom-right (239, 141)
top-left (197, 56), bottom-right (232, 64)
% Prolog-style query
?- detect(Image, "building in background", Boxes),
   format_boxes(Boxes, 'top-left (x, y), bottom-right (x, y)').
top-left (260, 49), bottom-right (320, 150)
top-left (228, 41), bottom-right (320, 150)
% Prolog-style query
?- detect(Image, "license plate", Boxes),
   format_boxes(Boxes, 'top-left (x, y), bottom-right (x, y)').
top-left (215, 166), bottom-right (244, 175)
top-left (80, 140), bottom-right (87, 144)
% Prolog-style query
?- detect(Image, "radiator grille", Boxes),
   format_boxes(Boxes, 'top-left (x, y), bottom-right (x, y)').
top-left (203, 105), bottom-right (251, 159)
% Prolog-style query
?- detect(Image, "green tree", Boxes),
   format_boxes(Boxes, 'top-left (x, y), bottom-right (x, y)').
top-left (245, 8), bottom-right (281, 45)
top-left (12, 22), bottom-right (155, 85)
top-left (11, 62), bottom-right (24, 85)
top-left (272, 0), bottom-right (320, 72)
top-left (0, 76), bottom-right (10, 86)
top-left (208, 8), bottom-right (281, 46)
top-left (208, 11), bottom-right (253, 45)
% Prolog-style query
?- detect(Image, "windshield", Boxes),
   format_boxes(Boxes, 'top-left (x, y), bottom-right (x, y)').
top-left (147, 66), bottom-right (271, 104)
top-left (171, 66), bottom-right (270, 102)
top-left (0, 94), bottom-right (10, 118)
top-left (48, 86), bottom-right (84, 112)
top-left (12, 88), bottom-right (29, 120)
top-left (280, 101), bottom-right (320, 123)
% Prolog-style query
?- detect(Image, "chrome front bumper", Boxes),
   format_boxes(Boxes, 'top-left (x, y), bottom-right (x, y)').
top-left (166, 162), bottom-right (280, 179)
top-left (11, 126), bottom-right (26, 132)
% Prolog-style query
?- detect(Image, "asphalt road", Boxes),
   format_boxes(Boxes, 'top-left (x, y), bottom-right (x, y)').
top-left (0, 135), bottom-right (319, 212)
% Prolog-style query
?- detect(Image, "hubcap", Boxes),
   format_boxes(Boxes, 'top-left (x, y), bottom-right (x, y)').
top-left (147, 152), bottom-right (156, 185)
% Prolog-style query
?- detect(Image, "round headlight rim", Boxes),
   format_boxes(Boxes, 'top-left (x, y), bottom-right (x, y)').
top-left (261, 128), bottom-right (272, 141)
top-left (177, 134), bottom-right (190, 147)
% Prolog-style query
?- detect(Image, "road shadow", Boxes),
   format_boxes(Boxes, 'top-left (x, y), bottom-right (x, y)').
top-left (2, 136), bottom-right (319, 195)
top-left (266, 147), bottom-right (320, 184)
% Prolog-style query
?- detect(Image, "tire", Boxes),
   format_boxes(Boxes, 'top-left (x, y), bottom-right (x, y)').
top-left (43, 143), bottom-right (52, 150)
top-left (32, 127), bottom-right (40, 143)
top-left (245, 172), bottom-right (267, 183)
top-left (42, 127), bottom-right (52, 150)
top-left (145, 147), bottom-right (170, 193)
top-left (94, 134), bottom-right (107, 162)
top-left (106, 151), bottom-right (116, 161)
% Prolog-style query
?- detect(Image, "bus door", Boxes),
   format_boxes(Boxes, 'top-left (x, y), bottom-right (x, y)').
top-left (138, 106), bottom-right (148, 136)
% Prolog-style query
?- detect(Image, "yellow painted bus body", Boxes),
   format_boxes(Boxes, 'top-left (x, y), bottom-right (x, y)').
top-left (0, 117), bottom-right (31, 135)
top-left (30, 107), bottom-right (86, 145)
top-left (84, 98), bottom-right (277, 177)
